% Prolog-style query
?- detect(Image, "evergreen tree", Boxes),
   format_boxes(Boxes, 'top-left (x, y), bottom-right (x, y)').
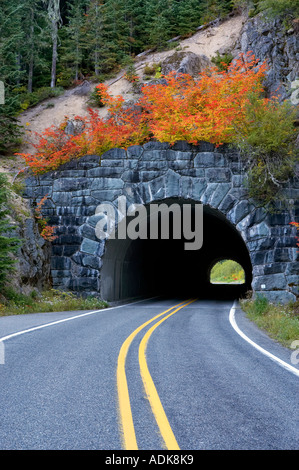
top-left (82, 1), bottom-right (109, 76)
top-left (145, 0), bottom-right (171, 49)
top-left (60, 0), bottom-right (88, 81)
top-left (123, 0), bottom-right (146, 54)
top-left (175, 0), bottom-right (202, 35)
top-left (0, 0), bottom-right (26, 89)
top-left (0, 1), bottom-right (26, 154)
top-left (105, 0), bottom-right (129, 59)
top-left (21, 1), bottom-right (49, 92)
top-left (0, 174), bottom-right (21, 289)
top-left (200, 0), bottom-right (234, 22)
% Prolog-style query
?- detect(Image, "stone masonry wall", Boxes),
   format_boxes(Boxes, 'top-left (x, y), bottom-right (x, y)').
top-left (24, 141), bottom-right (299, 303)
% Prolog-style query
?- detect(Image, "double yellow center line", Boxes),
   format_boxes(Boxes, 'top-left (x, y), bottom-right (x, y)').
top-left (116, 298), bottom-right (197, 450)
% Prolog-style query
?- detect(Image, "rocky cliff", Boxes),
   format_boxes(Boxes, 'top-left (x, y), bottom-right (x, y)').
top-left (234, 13), bottom-right (299, 102)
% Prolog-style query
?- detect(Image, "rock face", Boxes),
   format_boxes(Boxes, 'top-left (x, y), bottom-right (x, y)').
top-left (73, 80), bottom-right (91, 96)
top-left (160, 51), bottom-right (211, 76)
top-left (234, 13), bottom-right (299, 100)
top-left (10, 215), bottom-right (51, 294)
top-left (23, 142), bottom-right (298, 304)
top-left (64, 119), bottom-right (85, 136)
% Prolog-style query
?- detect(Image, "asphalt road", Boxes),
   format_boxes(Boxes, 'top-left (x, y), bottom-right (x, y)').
top-left (0, 297), bottom-right (298, 450)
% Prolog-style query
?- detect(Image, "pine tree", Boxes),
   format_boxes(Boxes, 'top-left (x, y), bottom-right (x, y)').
top-left (145, 0), bottom-right (171, 49)
top-left (175, 0), bottom-right (202, 35)
top-left (200, 0), bottom-right (233, 22)
top-left (82, 1), bottom-right (109, 76)
top-left (0, 0), bottom-right (26, 89)
top-left (21, 1), bottom-right (49, 92)
top-left (60, 0), bottom-right (88, 81)
top-left (0, 0), bottom-right (25, 154)
top-left (123, 0), bottom-right (146, 54)
top-left (0, 174), bottom-right (21, 289)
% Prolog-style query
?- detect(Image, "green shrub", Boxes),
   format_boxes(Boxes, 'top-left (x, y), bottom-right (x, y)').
top-left (56, 69), bottom-right (74, 88)
top-left (0, 114), bottom-right (23, 155)
top-left (12, 86), bottom-right (64, 114)
top-left (233, 0), bottom-right (299, 20)
top-left (211, 52), bottom-right (233, 71)
top-left (124, 64), bottom-right (139, 83)
top-left (259, 0), bottom-right (299, 18)
top-left (88, 87), bottom-right (106, 108)
top-left (251, 294), bottom-right (269, 315)
top-left (143, 62), bottom-right (162, 77)
top-left (234, 94), bottom-right (298, 205)
top-left (0, 92), bottom-right (24, 155)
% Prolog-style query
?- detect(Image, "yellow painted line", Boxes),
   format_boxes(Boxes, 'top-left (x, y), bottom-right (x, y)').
top-left (116, 300), bottom-right (189, 450)
top-left (139, 298), bottom-right (197, 450)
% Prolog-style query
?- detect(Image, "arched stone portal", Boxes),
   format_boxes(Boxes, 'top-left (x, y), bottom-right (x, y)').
top-left (24, 141), bottom-right (298, 304)
top-left (100, 200), bottom-right (253, 301)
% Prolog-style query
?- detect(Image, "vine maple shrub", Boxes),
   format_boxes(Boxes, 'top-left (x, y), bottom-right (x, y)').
top-left (18, 53), bottom-right (268, 174)
top-left (34, 195), bottom-right (58, 242)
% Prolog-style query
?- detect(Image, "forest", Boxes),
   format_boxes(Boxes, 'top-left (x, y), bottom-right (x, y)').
top-left (1, 0), bottom-right (298, 153)
top-left (1, 1), bottom-right (297, 99)
top-left (0, 0), bottom-right (237, 155)
top-left (0, 0), bottom-right (233, 94)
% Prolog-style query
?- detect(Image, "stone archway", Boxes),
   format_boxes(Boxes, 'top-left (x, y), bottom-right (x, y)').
top-left (24, 141), bottom-right (298, 303)
top-left (100, 199), bottom-right (253, 301)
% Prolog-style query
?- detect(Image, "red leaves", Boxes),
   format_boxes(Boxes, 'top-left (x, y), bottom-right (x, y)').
top-left (34, 195), bottom-right (57, 242)
top-left (18, 52), bottom-right (268, 174)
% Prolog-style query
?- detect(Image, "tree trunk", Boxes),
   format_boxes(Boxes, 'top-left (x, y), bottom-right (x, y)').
top-left (28, 54), bottom-right (34, 93)
top-left (15, 54), bottom-right (21, 87)
top-left (95, 48), bottom-right (100, 76)
top-left (50, 19), bottom-right (58, 88)
top-left (46, 0), bottom-right (61, 88)
top-left (94, 2), bottom-right (100, 76)
top-left (28, 9), bottom-right (34, 93)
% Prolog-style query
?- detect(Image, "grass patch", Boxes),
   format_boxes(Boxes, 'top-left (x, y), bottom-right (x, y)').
top-left (0, 288), bottom-right (108, 316)
top-left (241, 295), bottom-right (299, 348)
top-left (12, 86), bottom-right (64, 113)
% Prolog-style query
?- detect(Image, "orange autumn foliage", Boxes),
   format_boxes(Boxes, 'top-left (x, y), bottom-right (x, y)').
top-left (18, 52), bottom-right (268, 174)
top-left (140, 53), bottom-right (267, 145)
top-left (34, 195), bottom-right (58, 242)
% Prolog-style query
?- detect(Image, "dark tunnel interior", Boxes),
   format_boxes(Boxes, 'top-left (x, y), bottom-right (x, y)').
top-left (100, 199), bottom-right (253, 302)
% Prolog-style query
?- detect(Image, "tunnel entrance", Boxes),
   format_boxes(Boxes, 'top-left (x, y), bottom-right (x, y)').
top-left (100, 198), bottom-right (252, 302)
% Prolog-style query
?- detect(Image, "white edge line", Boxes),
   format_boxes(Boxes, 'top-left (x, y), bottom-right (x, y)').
top-left (229, 300), bottom-right (299, 378)
top-left (0, 296), bottom-right (158, 343)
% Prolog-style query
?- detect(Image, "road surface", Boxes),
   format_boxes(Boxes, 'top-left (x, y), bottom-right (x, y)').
top-left (0, 298), bottom-right (298, 450)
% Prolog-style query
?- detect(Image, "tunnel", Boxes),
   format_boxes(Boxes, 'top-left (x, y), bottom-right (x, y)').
top-left (100, 198), bottom-right (253, 302)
